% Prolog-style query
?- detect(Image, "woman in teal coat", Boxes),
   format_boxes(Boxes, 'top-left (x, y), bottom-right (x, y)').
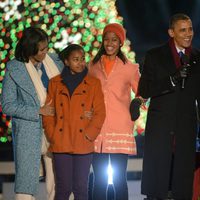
top-left (1, 27), bottom-right (63, 200)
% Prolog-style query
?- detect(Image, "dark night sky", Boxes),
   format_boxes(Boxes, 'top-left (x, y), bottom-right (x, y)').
top-left (116, 0), bottom-right (200, 64)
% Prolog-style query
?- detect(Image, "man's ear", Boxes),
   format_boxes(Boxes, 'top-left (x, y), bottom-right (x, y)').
top-left (168, 29), bottom-right (174, 37)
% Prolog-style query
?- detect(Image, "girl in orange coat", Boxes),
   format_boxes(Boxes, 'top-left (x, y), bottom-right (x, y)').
top-left (43, 44), bottom-right (106, 200)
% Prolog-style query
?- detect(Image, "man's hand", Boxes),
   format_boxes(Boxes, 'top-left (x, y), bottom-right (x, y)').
top-left (130, 97), bottom-right (143, 121)
top-left (171, 66), bottom-right (189, 84)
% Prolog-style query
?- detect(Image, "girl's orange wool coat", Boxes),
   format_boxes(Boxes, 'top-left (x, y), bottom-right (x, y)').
top-left (42, 74), bottom-right (106, 154)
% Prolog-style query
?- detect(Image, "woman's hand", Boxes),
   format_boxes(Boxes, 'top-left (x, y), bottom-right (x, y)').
top-left (84, 110), bottom-right (93, 120)
top-left (39, 100), bottom-right (55, 116)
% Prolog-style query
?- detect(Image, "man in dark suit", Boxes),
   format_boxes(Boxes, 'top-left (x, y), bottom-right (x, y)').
top-left (138, 13), bottom-right (200, 200)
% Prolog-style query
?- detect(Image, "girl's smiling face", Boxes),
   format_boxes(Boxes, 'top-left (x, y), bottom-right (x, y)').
top-left (64, 49), bottom-right (86, 74)
top-left (103, 31), bottom-right (121, 60)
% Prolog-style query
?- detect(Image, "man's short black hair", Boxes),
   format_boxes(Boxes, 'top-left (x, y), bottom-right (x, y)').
top-left (169, 13), bottom-right (191, 29)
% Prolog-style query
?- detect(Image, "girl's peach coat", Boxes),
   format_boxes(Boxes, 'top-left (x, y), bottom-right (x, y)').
top-left (89, 57), bottom-right (140, 155)
top-left (43, 74), bottom-right (106, 154)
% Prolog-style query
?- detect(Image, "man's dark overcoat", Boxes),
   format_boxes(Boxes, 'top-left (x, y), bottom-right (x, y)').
top-left (139, 42), bottom-right (200, 199)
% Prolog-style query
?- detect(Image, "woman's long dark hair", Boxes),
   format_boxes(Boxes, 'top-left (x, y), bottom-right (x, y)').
top-left (15, 27), bottom-right (49, 63)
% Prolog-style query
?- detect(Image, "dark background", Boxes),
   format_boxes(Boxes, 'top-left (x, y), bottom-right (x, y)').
top-left (116, 0), bottom-right (200, 65)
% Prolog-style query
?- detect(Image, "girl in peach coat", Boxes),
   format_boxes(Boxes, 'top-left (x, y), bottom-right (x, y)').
top-left (89, 23), bottom-right (141, 200)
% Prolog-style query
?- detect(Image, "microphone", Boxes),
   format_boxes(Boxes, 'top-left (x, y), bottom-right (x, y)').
top-left (180, 54), bottom-right (190, 89)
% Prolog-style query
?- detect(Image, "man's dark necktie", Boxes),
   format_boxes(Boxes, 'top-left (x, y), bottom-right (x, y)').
top-left (179, 51), bottom-right (184, 58)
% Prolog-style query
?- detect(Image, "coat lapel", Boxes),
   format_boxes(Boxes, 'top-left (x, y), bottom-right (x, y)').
top-left (10, 63), bottom-right (40, 104)
top-left (161, 43), bottom-right (177, 74)
top-left (190, 49), bottom-right (199, 65)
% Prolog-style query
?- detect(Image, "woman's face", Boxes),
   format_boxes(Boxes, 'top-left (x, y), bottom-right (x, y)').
top-left (103, 32), bottom-right (120, 59)
top-left (64, 49), bottom-right (86, 74)
top-left (29, 40), bottom-right (48, 64)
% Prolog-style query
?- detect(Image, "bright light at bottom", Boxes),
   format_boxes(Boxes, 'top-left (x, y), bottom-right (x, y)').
top-left (107, 162), bottom-right (113, 185)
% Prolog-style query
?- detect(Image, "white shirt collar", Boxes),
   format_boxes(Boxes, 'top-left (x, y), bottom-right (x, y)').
top-left (175, 46), bottom-right (185, 54)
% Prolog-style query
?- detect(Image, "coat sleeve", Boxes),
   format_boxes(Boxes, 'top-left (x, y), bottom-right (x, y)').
top-left (130, 63), bottom-right (140, 95)
top-left (1, 67), bottom-right (40, 121)
top-left (42, 79), bottom-right (56, 142)
top-left (138, 51), bottom-right (175, 99)
top-left (84, 79), bottom-right (106, 141)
